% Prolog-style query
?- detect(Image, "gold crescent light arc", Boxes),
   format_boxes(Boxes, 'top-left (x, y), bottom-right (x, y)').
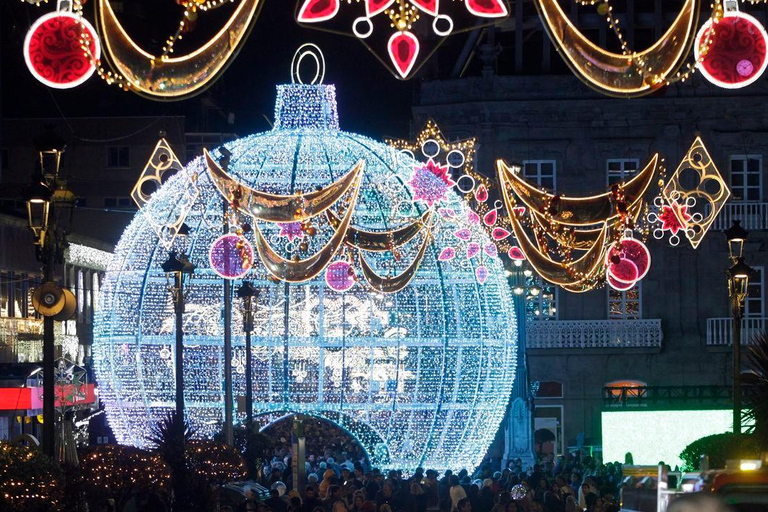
top-left (96, 0), bottom-right (263, 100)
top-left (499, 164), bottom-right (609, 291)
top-left (205, 150), bottom-right (365, 223)
top-left (358, 233), bottom-right (432, 294)
top-left (534, 0), bottom-right (700, 98)
top-left (252, 170), bottom-right (364, 283)
top-left (326, 210), bottom-right (433, 252)
top-left (497, 155), bottom-right (658, 227)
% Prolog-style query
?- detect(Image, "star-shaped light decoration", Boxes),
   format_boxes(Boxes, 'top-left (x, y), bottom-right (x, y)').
top-left (408, 158), bottom-right (455, 208)
top-left (278, 221), bottom-right (304, 241)
top-left (296, 0), bottom-right (510, 79)
top-left (659, 202), bottom-right (691, 235)
top-left (648, 195), bottom-right (696, 247)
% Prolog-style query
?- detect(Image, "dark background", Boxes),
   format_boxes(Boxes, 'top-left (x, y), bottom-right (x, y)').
top-left (0, 0), bottom-right (452, 140)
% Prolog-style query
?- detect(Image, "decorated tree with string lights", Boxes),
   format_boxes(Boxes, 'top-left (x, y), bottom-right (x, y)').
top-left (0, 442), bottom-right (64, 512)
top-left (187, 440), bottom-right (248, 506)
top-left (79, 444), bottom-right (170, 511)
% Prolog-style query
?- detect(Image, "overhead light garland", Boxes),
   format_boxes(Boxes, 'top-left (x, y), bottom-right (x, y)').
top-left (94, 45), bottom-right (518, 473)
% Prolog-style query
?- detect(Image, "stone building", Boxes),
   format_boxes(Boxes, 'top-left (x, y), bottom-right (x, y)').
top-left (415, 1), bottom-right (768, 465)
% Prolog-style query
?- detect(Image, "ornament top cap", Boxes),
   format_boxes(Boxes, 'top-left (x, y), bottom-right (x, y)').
top-left (274, 44), bottom-right (339, 131)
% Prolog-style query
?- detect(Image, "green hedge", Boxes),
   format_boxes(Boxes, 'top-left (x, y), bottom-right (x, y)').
top-left (679, 433), bottom-right (762, 471)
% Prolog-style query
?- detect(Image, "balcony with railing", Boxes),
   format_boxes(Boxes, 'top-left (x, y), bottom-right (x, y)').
top-left (706, 317), bottom-right (768, 345)
top-left (711, 202), bottom-right (768, 231)
top-left (526, 319), bottom-right (663, 349)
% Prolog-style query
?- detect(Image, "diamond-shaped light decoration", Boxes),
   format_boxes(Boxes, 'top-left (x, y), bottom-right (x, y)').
top-left (131, 138), bottom-right (199, 249)
top-left (662, 137), bottom-right (731, 249)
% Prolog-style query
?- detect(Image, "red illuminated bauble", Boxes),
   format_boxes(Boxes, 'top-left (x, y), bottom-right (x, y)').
top-left (607, 258), bottom-right (638, 285)
top-left (695, 11), bottom-right (768, 89)
top-left (24, 11), bottom-right (100, 89)
top-left (607, 238), bottom-right (651, 281)
top-left (606, 273), bottom-right (637, 292)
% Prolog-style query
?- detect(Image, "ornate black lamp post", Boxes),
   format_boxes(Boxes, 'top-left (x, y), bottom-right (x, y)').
top-left (161, 251), bottom-right (195, 419)
top-left (22, 130), bottom-right (75, 458)
top-left (724, 220), bottom-right (752, 434)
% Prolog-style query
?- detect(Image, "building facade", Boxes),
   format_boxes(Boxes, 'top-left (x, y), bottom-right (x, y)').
top-left (416, 1), bottom-right (768, 462)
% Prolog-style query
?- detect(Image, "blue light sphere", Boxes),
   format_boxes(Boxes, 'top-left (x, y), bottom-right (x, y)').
top-left (94, 82), bottom-right (518, 472)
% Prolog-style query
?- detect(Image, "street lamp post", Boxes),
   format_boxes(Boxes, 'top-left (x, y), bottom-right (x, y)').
top-left (22, 130), bottom-right (75, 458)
top-left (236, 281), bottom-right (258, 426)
top-left (724, 220), bottom-right (752, 435)
top-left (162, 251), bottom-right (195, 419)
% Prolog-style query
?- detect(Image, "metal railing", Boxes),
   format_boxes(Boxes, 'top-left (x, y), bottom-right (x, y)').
top-left (706, 317), bottom-right (767, 345)
top-left (711, 202), bottom-right (768, 231)
top-left (603, 385), bottom-right (732, 409)
top-left (526, 319), bottom-right (663, 349)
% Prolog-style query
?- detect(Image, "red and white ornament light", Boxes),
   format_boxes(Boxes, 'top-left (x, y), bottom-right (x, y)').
top-left (23, 0), bottom-right (101, 89)
top-left (605, 232), bottom-right (651, 292)
top-left (695, 1), bottom-right (768, 89)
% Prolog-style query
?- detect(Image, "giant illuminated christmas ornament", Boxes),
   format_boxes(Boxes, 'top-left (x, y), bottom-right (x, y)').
top-left (296, 0), bottom-right (509, 79)
top-left (497, 156), bottom-right (659, 292)
top-left (695, 1), bottom-right (768, 89)
top-left (23, 0), bottom-right (100, 89)
top-left (94, 52), bottom-right (517, 472)
top-left (85, 0), bottom-right (264, 99)
top-left (534, 0), bottom-right (723, 97)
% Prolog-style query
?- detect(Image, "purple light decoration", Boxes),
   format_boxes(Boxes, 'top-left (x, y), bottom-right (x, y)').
top-left (325, 260), bottom-right (356, 292)
top-left (209, 234), bottom-right (253, 279)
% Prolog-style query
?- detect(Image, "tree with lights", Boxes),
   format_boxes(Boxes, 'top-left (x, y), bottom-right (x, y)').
top-left (214, 422), bottom-right (274, 480)
top-left (79, 444), bottom-right (170, 511)
top-left (0, 442), bottom-right (64, 512)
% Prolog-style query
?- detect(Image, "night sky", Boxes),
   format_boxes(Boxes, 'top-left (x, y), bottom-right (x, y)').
top-left (0, 0), bottom-right (458, 140)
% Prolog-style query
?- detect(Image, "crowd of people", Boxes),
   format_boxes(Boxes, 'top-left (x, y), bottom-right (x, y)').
top-left (237, 420), bottom-right (623, 512)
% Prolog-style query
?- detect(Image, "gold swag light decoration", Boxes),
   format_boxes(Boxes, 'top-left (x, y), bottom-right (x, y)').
top-left (91, 0), bottom-right (264, 100)
top-left (534, 0), bottom-right (702, 97)
top-left (204, 153), bottom-right (435, 291)
top-left (497, 156), bottom-right (658, 292)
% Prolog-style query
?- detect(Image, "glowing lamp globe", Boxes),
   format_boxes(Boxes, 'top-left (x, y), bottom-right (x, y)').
top-left (23, 11), bottom-right (100, 89)
top-left (695, 10), bottom-right (768, 89)
top-left (94, 80), bottom-right (517, 472)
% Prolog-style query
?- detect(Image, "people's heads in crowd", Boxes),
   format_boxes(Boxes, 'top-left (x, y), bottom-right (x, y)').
top-left (457, 497), bottom-right (472, 512)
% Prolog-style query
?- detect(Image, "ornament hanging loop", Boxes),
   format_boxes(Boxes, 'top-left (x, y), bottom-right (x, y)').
top-left (57, 0), bottom-right (73, 13)
top-left (723, 0), bottom-right (739, 13)
top-left (291, 43), bottom-right (326, 85)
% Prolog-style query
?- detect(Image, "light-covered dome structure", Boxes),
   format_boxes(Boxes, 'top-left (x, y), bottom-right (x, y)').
top-left (94, 80), bottom-right (518, 471)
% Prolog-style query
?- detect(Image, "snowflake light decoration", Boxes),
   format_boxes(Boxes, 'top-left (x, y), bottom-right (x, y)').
top-left (296, 0), bottom-right (509, 79)
top-left (407, 158), bottom-right (455, 208)
top-left (648, 195), bottom-right (700, 247)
